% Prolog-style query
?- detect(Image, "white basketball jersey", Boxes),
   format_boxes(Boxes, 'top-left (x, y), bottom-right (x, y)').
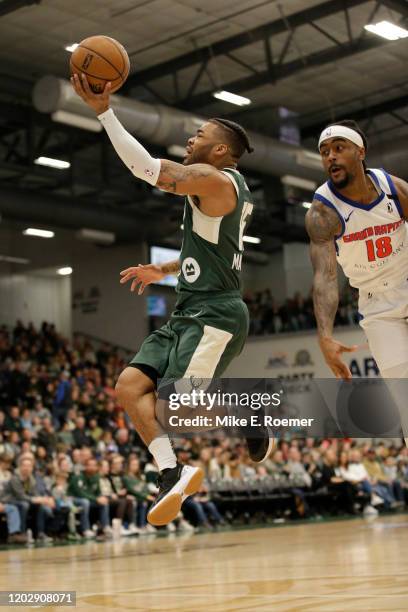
top-left (314, 169), bottom-right (408, 293)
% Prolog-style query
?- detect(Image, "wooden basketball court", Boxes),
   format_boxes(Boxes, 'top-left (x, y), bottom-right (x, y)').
top-left (1, 515), bottom-right (407, 611)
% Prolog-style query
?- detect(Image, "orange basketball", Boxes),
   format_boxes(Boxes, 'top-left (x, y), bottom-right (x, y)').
top-left (70, 35), bottom-right (130, 94)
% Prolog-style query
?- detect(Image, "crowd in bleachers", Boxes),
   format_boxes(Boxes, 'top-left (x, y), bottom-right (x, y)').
top-left (244, 286), bottom-right (359, 335)
top-left (0, 321), bottom-right (406, 545)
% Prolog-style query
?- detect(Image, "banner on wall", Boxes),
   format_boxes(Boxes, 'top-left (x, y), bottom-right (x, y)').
top-left (224, 327), bottom-right (379, 379)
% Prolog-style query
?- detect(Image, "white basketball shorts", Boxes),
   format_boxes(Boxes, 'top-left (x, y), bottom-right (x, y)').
top-left (358, 281), bottom-right (408, 374)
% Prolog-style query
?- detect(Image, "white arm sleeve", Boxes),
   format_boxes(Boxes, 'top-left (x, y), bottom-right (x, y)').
top-left (97, 108), bottom-right (161, 186)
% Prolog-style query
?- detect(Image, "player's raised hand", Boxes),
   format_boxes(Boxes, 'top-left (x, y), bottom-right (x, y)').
top-left (120, 264), bottom-right (165, 294)
top-left (319, 336), bottom-right (358, 380)
top-left (70, 73), bottom-right (111, 115)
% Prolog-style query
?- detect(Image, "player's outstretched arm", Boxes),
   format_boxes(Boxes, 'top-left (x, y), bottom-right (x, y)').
top-left (71, 75), bottom-right (234, 211)
top-left (120, 260), bottom-right (180, 294)
top-left (305, 201), bottom-right (357, 379)
top-left (156, 159), bottom-right (232, 199)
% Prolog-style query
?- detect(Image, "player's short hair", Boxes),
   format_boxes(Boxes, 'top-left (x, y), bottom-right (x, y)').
top-left (325, 119), bottom-right (368, 169)
top-left (209, 118), bottom-right (254, 159)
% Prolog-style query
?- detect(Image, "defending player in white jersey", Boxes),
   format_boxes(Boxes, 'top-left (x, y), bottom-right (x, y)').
top-left (306, 120), bottom-right (408, 440)
top-left (306, 119), bottom-right (408, 379)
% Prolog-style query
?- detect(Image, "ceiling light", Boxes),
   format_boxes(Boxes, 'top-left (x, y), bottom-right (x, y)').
top-left (65, 43), bottom-right (79, 52)
top-left (213, 90), bottom-right (251, 106)
top-left (57, 267), bottom-right (73, 276)
top-left (364, 20), bottom-right (408, 41)
top-left (243, 235), bottom-right (261, 244)
top-left (302, 202), bottom-right (312, 209)
top-left (52, 110), bottom-right (102, 133)
top-left (23, 228), bottom-right (55, 238)
top-left (34, 156), bottom-right (70, 170)
top-left (0, 255), bottom-right (29, 264)
top-left (76, 228), bottom-right (115, 245)
top-left (167, 145), bottom-right (186, 158)
top-left (281, 175), bottom-right (317, 191)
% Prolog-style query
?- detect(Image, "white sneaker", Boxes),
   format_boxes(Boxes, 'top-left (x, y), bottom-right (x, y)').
top-left (120, 527), bottom-right (132, 536)
top-left (363, 504), bottom-right (379, 517)
top-left (371, 494), bottom-right (384, 507)
top-left (37, 533), bottom-right (53, 544)
top-left (140, 524), bottom-right (157, 535)
top-left (178, 519), bottom-right (194, 533)
top-left (103, 526), bottom-right (113, 538)
top-left (83, 529), bottom-right (96, 539)
top-left (128, 524), bottom-right (141, 535)
top-left (166, 522), bottom-right (176, 533)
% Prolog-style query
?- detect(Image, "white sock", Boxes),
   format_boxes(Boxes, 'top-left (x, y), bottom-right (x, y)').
top-left (148, 436), bottom-right (177, 471)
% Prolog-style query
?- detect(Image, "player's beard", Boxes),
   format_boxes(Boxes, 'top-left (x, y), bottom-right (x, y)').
top-left (334, 175), bottom-right (350, 189)
top-left (331, 167), bottom-right (354, 189)
top-left (183, 143), bottom-right (214, 166)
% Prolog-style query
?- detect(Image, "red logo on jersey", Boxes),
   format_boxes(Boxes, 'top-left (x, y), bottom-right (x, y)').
top-left (343, 219), bottom-right (404, 243)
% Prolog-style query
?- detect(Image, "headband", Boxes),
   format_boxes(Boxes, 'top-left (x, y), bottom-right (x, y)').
top-left (318, 125), bottom-right (364, 149)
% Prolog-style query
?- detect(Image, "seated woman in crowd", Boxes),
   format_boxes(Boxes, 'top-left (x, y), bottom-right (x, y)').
top-left (99, 457), bottom-right (138, 535)
top-left (123, 457), bottom-right (156, 533)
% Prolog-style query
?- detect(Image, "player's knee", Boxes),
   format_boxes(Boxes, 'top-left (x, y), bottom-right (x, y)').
top-left (114, 370), bottom-right (134, 406)
top-left (115, 366), bottom-right (153, 407)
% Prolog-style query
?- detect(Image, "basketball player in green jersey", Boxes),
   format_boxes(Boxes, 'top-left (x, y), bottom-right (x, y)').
top-left (72, 74), bottom-right (274, 526)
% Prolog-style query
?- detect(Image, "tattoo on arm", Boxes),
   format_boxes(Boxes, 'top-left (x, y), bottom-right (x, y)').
top-left (156, 160), bottom-right (218, 194)
top-left (160, 259), bottom-right (180, 275)
top-left (156, 178), bottom-right (177, 193)
top-left (305, 201), bottom-right (341, 337)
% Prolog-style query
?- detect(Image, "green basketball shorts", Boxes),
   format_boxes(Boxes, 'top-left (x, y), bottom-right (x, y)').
top-left (129, 292), bottom-right (249, 384)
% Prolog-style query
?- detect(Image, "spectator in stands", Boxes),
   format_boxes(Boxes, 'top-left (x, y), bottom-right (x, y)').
top-left (51, 472), bottom-right (81, 539)
top-left (106, 455), bottom-right (138, 534)
top-left (3, 431), bottom-right (20, 461)
top-left (53, 371), bottom-right (71, 427)
top-left (3, 456), bottom-right (55, 542)
top-left (340, 450), bottom-right (383, 515)
top-left (382, 456), bottom-right (406, 504)
top-left (243, 285), bottom-right (358, 335)
top-left (194, 482), bottom-right (225, 526)
top-left (33, 400), bottom-right (52, 422)
top-left (0, 454), bottom-right (12, 493)
top-left (67, 457), bottom-right (111, 537)
top-left (96, 430), bottom-right (118, 456)
top-left (0, 499), bottom-right (27, 544)
top-left (319, 449), bottom-right (357, 514)
top-left (123, 457), bottom-right (153, 532)
top-left (5, 406), bottom-right (21, 434)
top-left (363, 449), bottom-right (403, 508)
top-left (285, 448), bottom-right (312, 487)
top-left (116, 428), bottom-right (133, 458)
top-left (37, 417), bottom-right (58, 456)
top-left (5, 362), bottom-right (29, 404)
top-left (198, 447), bottom-right (213, 479)
top-left (88, 417), bottom-right (103, 444)
top-left (72, 416), bottom-right (92, 448)
top-left (20, 408), bottom-right (34, 432)
top-left (99, 400), bottom-right (117, 431)
top-left (284, 447), bottom-right (312, 518)
top-left (57, 422), bottom-right (74, 447)
top-left (266, 449), bottom-right (285, 475)
top-left (57, 458), bottom-right (93, 538)
top-left (34, 446), bottom-right (49, 475)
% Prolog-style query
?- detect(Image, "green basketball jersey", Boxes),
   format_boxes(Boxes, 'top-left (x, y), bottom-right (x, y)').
top-left (176, 167), bottom-right (254, 304)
